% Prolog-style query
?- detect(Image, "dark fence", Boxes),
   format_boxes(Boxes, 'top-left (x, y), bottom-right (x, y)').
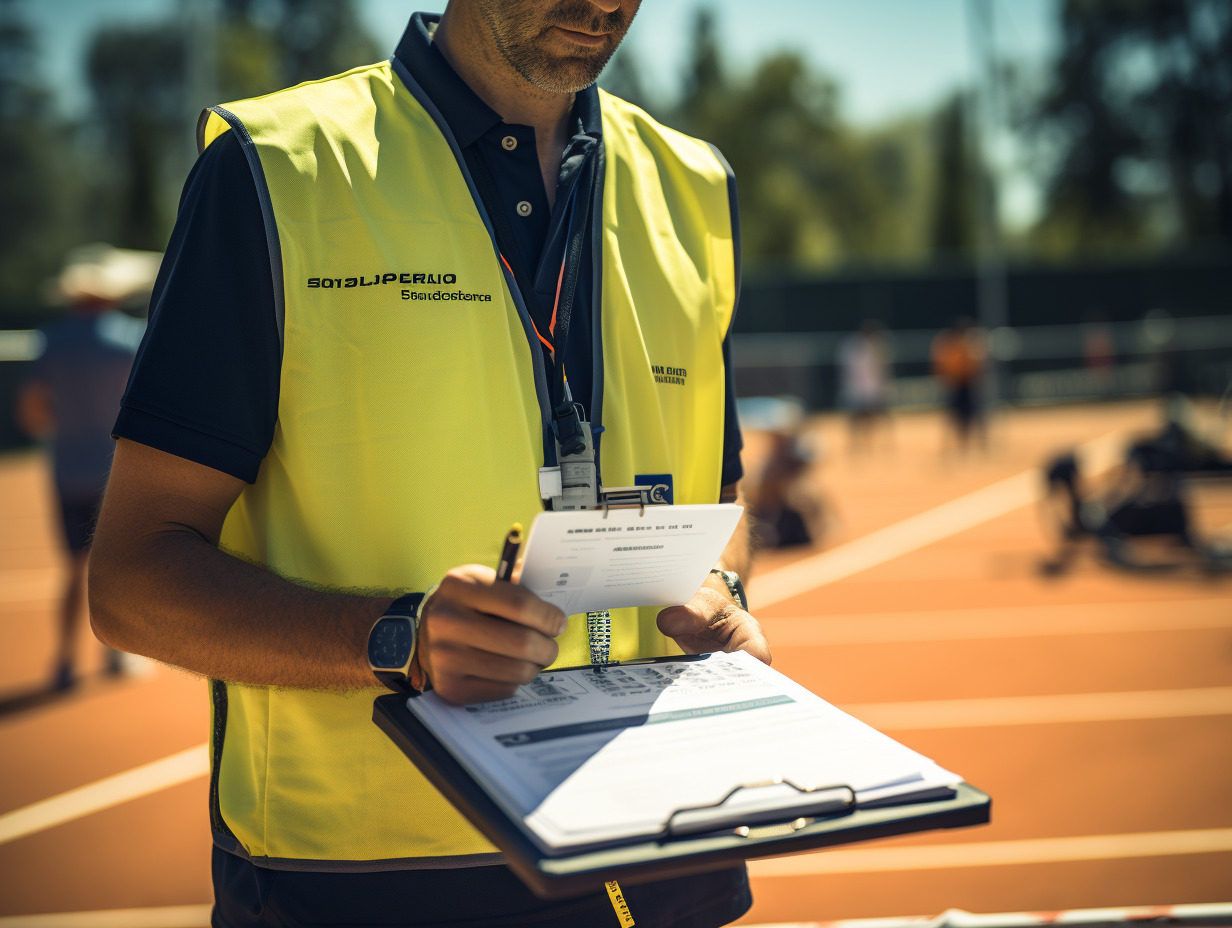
top-left (2, 253), bottom-right (1230, 452)
top-left (733, 252), bottom-right (1232, 409)
top-left (736, 250), bottom-right (1232, 334)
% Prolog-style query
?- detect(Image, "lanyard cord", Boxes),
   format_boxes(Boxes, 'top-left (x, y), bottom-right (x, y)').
top-left (548, 154), bottom-right (592, 409)
top-left (492, 152), bottom-right (591, 417)
top-left (479, 141), bottom-right (597, 458)
top-left (546, 152), bottom-right (598, 457)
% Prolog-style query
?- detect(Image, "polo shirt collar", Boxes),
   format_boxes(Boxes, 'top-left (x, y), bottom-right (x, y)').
top-left (394, 12), bottom-right (603, 148)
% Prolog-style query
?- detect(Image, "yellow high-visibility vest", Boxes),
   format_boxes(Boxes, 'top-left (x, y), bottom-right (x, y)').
top-left (197, 59), bottom-right (736, 868)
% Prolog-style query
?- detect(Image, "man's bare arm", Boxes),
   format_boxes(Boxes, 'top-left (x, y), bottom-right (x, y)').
top-left (90, 439), bottom-right (564, 697)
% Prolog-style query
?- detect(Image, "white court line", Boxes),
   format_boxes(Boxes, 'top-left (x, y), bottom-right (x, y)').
top-left (748, 430), bottom-right (1126, 610)
top-left (748, 827), bottom-right (1232, 876)
top-left (764, 599), bottom-right (1232, 647)
top-left (0, 745), bottom-right (208, 846)
top-left (0, 906), bottom-right (212, 928)
top-left (0, 430), bottom-right (1147, 850)
top-left (844, 686), bottom-right (1232, 731)
top-left (5, 686), bottom-right (1227, 849)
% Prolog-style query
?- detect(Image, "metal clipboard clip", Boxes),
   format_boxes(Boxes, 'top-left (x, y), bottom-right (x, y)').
top-left (596, 485), bottom-right (659, 516)
top-left (664, 778), bottom-right (856, 839)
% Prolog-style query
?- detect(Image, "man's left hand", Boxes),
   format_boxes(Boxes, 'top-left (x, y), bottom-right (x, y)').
top-left (656, 581), bottom-right (771, 665)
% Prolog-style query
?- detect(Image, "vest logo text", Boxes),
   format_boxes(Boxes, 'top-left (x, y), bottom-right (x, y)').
top-left (308, 272), bottom-right (495, 303)
top-left (307, 272), bottom-right (457, 289)
top-left (652, 364), bottom-right (688, 386)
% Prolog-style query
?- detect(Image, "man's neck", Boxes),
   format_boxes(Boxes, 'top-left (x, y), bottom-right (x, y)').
top-left (434, 6), bottom-right (573, 204)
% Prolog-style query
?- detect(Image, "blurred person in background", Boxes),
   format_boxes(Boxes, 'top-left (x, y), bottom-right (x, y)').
top-left (837, 319), bottom-right (893, 455)
top-left (1081, 309), bottom-right (1116, 392)
top-left (931, 316), bottom-right (987, 454)
top-left (14, 246), bottom-right (148, 690)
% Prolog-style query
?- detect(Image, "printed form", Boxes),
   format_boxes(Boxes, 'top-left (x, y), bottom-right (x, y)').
top-left (516, 504), bottom-right (744, 616)
top-left (406, 651), bottom-right (962, 855)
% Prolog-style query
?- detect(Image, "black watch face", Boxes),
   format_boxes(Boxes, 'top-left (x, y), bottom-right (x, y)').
top-left (368, 616), bottom-right (414, 669)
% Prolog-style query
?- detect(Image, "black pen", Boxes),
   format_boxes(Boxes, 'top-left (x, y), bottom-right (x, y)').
top-left (496, 523), bottom-right (523, 582)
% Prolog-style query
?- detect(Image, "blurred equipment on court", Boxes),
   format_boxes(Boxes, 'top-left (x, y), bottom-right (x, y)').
top-left (14, 244), bottom-right (153, 690)
top-left (1040, 394), bottom-right (1232, 576)
top-left (736, 396), bottom-right (828, 549)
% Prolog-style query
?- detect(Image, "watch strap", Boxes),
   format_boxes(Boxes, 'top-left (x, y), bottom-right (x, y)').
top-left (383, 591), bottom-right (425, 622)
top-left (709, 568), bottom-right (748, 611)
top-left (374, 669), bottom-right (421, 696)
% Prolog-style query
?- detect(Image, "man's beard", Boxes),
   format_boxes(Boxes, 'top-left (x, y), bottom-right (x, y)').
top-left (475, 0), bottom-right (631, 93)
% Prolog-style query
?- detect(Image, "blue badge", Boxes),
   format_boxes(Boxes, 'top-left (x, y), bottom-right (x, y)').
top-left (634, 473), bottom-right (674, 505)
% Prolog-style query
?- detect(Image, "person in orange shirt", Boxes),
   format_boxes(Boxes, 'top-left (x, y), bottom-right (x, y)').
top-left (931, 316), bottom-right (987, 453)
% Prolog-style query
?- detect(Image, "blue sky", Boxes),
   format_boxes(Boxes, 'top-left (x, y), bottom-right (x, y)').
top-left (27, 0), bottom-right (1057, 126)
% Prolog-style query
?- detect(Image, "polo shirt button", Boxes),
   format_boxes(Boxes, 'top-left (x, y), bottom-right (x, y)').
top-left (501, 135), bottom-right (517, 151)
top-left (516, 200), bottom-right (532, 216)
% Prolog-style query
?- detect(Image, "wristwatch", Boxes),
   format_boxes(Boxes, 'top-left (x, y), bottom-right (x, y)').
top-left (709, 568), bottom-right (748, 611)
top-left (367, 592), bottom-right (426, 694)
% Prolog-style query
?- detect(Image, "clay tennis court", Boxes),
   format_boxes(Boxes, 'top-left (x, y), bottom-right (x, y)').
top-left (1, 399), bottom-right (1229, 926)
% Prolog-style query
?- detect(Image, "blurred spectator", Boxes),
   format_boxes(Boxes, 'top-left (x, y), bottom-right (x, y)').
top-left (837, 319), bottom-right (893, 455)
top-left (14, 246), bottom-right (150, 690)
top-left (931, 316), bottom-right (987, 453)
top-left (1081, 310), bottom-right (1116, 391)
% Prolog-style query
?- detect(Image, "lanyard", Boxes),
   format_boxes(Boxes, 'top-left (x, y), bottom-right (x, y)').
top-left (532, 152), bottom-right (595, 425)
top-left (489, 147), bottom-right (595, 460)
top-left (510, 152), bottom-right (596, 462)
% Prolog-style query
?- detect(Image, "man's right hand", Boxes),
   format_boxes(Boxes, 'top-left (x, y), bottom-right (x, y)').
top-left (415, 565), bottom-right (566, 705)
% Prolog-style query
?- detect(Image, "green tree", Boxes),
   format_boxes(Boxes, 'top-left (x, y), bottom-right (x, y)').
top-left (79, 0), bottom-right (381, 254)
top-left (0, 0), bottom-right (75, 307)
top-left (1029, 0), bottom-right (1232, 255)
top-left (85, 23), bottom-right (188, 250)
top-left (930, 93), bottom-right (978, 260)
top-left (218, 0), bottom-right (381, 98)
top-left (671, 9), bottom-right (915, 269)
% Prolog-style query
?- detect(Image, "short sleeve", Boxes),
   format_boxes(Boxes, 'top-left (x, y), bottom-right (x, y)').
top-left (113, 130), bottom-right (281, 483)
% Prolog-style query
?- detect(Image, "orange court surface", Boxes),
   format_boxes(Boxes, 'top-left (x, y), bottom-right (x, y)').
top-left (1, 398), bottom-right (1230, 927)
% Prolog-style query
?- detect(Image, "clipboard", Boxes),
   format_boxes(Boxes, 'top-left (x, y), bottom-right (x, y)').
top-left (373, 670), bottom-right (990, 899)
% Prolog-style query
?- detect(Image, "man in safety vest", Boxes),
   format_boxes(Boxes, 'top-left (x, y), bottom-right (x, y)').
top-left (90, 1), bottom-right (769, 925)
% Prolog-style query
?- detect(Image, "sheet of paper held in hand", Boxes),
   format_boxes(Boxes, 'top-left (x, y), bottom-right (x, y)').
top-left (516, 504), bottom-right (744, 616)
top-left (405, 650), bottom-right (963, 855)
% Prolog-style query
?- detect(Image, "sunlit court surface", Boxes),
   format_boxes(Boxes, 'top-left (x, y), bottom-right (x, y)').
top-left (0, 399), bottom-right (1228, 927)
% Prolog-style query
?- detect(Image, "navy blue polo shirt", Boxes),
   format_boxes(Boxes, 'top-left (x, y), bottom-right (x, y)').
top-left (115, 12), bottom-right (743, 488)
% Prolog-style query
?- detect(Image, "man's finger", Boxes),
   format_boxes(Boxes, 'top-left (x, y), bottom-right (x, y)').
top-left (428, 644), bottom-right (546, 687)
top-left (427, 603), bottom-right (560, 667)
top-left (435, 566), bottom-right (566, 636)
top-left (432, 675), bottom-right (522, 706)
top-left (655, 603), bottom-right (709, 639)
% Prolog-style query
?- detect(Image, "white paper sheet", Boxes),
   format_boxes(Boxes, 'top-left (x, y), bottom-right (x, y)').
top-left (406, 651), bottom-right (963, 854)
top-left (516, 504), bottom-right (744, 616)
